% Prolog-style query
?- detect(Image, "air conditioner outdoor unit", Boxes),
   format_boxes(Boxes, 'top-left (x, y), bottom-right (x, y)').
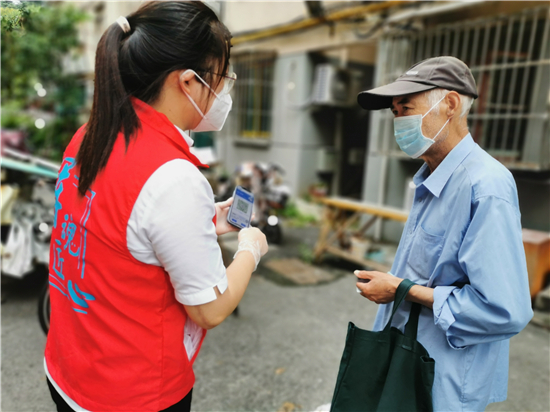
top-left (311, 63), bottom-right (359, 107)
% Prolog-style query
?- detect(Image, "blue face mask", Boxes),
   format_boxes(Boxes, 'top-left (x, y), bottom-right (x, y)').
top-left (393, 94), bottom-right (450, 158)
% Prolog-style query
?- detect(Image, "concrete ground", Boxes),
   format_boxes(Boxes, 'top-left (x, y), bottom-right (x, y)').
top-left (1, 225), bottom-right (549, 411)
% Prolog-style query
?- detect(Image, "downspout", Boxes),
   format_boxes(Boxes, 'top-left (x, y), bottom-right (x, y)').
top-left (231, 1), bottom-right (411, 45)
top-left (386, 0), bottom-right (486, 23)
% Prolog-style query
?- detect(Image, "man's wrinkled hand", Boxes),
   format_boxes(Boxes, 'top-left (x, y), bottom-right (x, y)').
top-left (355, 270), bottom-right (403, 304)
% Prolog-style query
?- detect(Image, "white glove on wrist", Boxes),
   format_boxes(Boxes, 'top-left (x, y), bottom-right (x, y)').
top-left (233, 239), bottom-right (262, 271)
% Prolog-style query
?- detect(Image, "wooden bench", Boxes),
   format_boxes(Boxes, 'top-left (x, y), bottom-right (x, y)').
top-left (313, 198), bottom-right (550, 296)
top-left (313, 197), bottom-right (409, 272)
top-left (522, 229), bottom-right (550, 299)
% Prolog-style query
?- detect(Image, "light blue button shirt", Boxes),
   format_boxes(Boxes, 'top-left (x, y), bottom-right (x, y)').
top-left (372, 134), bottom-right (533, 412)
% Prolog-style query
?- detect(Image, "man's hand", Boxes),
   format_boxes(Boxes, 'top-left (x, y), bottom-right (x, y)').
top-left (356, 270), bottom-right (435, 308)
top-left (355, 270), bottom-right (403, 304)
top-left (214, 198), bottom-right (240, 236)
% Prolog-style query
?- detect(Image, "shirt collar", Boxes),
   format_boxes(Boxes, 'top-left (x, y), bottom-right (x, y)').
top-left (129, 97), bottom-right (207, 168)
top-left (173, 125), bottom-right (194, 148)
top-left (413, 133), bottom-right (476, 198)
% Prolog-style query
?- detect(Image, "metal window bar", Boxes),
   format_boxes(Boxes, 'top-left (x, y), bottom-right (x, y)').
top-left (488, 15), bottom-right (513, 150)
top-left (501, 13), bottom-right (526, 153)
top-left (232, 52), bottom-right (276, 139)
top-left (374, 6), bottom-right (550, 170)
top-left (471, 19), bottom-right (494, 145)
top-left (483, 18), bottom-right (503, 148)
top-left (511, 8), bottom-right (546, 158)
top-left (434, 27), bottom-right (442, 55)
top-left (461, 25), bottom-right (470, 63)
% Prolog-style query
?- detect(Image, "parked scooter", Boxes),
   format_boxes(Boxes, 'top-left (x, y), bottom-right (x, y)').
top-left (1, 147), bottom-right (58, 334)
top-left (217, 162), bottom-right (290, 244)
top-left (253, 162), bottom-right (290, 245)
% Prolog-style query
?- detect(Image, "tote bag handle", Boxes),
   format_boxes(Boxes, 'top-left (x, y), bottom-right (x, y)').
top-left (382, 279), bottom-right (417, 334)
top-left (404, 301), bottom-right (422, 340)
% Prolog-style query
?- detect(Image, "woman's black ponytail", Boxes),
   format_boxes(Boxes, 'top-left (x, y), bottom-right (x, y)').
top-left (76, 23), bottom-right (138, 196)
top-left (76, 1), bottom-right (231, 196)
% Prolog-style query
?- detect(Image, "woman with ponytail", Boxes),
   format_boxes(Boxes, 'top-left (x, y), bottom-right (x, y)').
top-left (44, 2), bottom-right (268, 411)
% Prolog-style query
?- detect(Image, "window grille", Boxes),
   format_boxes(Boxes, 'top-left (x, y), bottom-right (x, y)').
top-left (373, 6), bottom-right (550, 170)
top-left (231, 51), bottom-right (276, 140)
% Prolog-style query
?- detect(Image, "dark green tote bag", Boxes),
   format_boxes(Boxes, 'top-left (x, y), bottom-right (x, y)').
top-left (330, 279), bottom-right (435, 412)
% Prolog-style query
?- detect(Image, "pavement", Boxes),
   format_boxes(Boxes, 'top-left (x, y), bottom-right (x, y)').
top-left (1, 222), bottom-right (550, 411)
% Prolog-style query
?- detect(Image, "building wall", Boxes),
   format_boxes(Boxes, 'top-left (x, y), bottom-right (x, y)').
top-left (223, 1), bottom-right (306, 33)
top-left (217, 48), bottom-right (374, 199)
top-left (70, 1), bottom-right (549, 233)
top-left (362, 2), bottom-right (550, 241)
top-left (72, 1), bottom-right (378, 201)
top-left (221, 2), bottom-right (383, 200)
top-left (74, 1), bottom-right (143, 113)
top-left (218, 52), bottom-right (324, 197)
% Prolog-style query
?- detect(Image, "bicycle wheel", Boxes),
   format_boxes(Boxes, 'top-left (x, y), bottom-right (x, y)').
top-left (38, 281), bottom-right (50, 335)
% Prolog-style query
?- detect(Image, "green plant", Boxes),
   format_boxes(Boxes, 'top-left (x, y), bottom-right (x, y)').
top-left (1, 1), bottom-right (88, 159)
top-left (299, 243), bottom-right (314, 264)
top-left (279, 202), bottom-right (301, 219)
top-left (1, 101), bottom-right (34, 129)
top-left (279, 202), bottom-right (318, 228)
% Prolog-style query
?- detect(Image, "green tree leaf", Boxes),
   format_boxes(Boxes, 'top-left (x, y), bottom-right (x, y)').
top-left (1, 1), bottom-right (88, 159)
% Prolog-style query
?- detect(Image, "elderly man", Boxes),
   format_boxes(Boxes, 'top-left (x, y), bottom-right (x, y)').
top-left (355, 56), bottom-right (533, 411)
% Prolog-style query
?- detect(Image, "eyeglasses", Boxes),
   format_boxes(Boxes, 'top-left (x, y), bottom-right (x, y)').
top-left (207, 71), bottom-right (237, 94)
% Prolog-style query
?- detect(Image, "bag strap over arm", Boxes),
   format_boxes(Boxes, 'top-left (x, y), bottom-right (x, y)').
top-left (404, 302), bottom-right (422, 340)
top-left (383, 279), bottom-right (416, 332)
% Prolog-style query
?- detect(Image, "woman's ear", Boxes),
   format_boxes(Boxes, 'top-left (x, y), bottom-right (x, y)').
top-left (178, 70), bottom-right (195, 95)
top-left (446, 91), bottom-right (460, 117)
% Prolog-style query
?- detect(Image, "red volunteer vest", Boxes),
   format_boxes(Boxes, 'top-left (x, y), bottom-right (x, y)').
top-left (45, 98), bottom-right (213, 411)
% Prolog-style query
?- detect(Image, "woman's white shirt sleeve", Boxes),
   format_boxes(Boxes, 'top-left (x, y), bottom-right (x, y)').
top-left (127, 158), bottom-right (227, 306)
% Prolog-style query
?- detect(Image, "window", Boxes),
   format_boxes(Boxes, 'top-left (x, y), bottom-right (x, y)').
top-left (232, 51), bottom-right (276, 141)
top-left (373, 6), bottom-right (550, 170)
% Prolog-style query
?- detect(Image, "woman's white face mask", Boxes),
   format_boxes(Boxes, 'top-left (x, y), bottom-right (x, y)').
top-left (181, 69), bottom-right (232, 132)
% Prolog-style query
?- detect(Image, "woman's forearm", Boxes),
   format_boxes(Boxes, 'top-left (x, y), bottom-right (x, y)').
top-left (184, 250), bottom-right (256, 329)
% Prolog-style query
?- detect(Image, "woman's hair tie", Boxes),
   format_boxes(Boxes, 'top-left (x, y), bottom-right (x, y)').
top-left (116, 16), bottom-right (131, 33)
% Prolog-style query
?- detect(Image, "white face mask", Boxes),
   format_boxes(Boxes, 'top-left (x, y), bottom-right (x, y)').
top-left (181, 69), bottom-right (233, 132)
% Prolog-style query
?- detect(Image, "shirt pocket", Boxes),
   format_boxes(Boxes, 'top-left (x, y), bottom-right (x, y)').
top-left (407, 225), bottom-right (444, 279)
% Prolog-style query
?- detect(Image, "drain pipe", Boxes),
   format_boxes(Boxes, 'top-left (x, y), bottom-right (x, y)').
top-left (231, 1), bottom-right (410, 45)
top-left (386, 0), bottom-right (486, 23)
